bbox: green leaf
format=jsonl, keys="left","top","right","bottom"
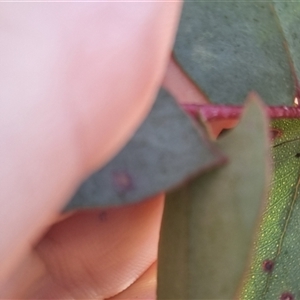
{"left": 273, "top": 2, "right": 300, "bottom": 93}
{"left": 240, "top": 118, "right": 300, "bottom": 300}
{"left": 65, "top": 89, "right": 225, "bottom": 210}
{"left": 157, "top": 97, "right": 270, "bottom": 299}
{"left": 174, "top": 2, "right": 300, "bottom": 105}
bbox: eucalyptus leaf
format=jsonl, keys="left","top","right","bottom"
{"left": 157, "top": 97, "right": 270, "bottom": 299}
{"left": 240, "top": 118, "right": 300, "bottom": 300}
{"left": 65, "top": 89, "right": 225, "bottom": 210}
{"left": 174, "top": 1, "right": 300, "bottom": 105}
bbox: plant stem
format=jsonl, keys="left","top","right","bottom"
{"left": 182, "top": 104, "right": 300, "bottom": 121}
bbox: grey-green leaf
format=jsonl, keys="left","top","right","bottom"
{"left": 174, "top": 1, "right": 300, "bottom": 105}
{"left": 273, "top": 2, "right": 300, "bottom": 88}
{"left": 65, "top": 89, "right": 225, "bottom": 210}
{"left": 157, "top": 97, "right": 271, "bottom": 299}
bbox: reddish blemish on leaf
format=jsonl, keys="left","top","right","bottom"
{"left": 280, "top": 292, "right": 294, "bottom": 300}
{"left": 112, "top": 171, "right": 134, "bottom": 193}
{"left": 270, "top": 128, "right": 283, "bottom": 140}
{"left": 262, "top": 259, "right": 275, "bottom": 272}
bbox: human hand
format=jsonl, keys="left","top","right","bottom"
{"left": 0, "top": 2, "right": 181, "bottom": 298}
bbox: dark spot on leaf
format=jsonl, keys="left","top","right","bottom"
{"left": 295, "top": 153, "right": 300, "bottom": 158}
{"left": 262, "top": 259, "right": 274, "bottom": 272}
{"left": 270, "top": 128, "right": 282, "bottom": 140}
{"left": 99, "top": 211, "right": 107, "bottom": 221}
{"left": 280, "top": 292, "right": 294, "bottom": 300}
{"left": 112, "top": 171, "right": 134, "bottom": 194}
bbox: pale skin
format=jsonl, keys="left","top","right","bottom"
{"left": 0, "top": 2, "right": 182, "bottom": 298}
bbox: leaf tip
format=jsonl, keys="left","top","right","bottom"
{"left": 244, "top": 92, "right": 267, "bottom": 115}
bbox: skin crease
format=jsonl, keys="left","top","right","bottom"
{"left": 0, "top": 2, "right": 182, "bottom": 299}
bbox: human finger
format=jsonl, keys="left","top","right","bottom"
{"left": 0, "top": 1, "right": 181, "bottom": 283}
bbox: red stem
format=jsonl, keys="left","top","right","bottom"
{"left": 182, "top": 104, "right": 300, "bottom": 121}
